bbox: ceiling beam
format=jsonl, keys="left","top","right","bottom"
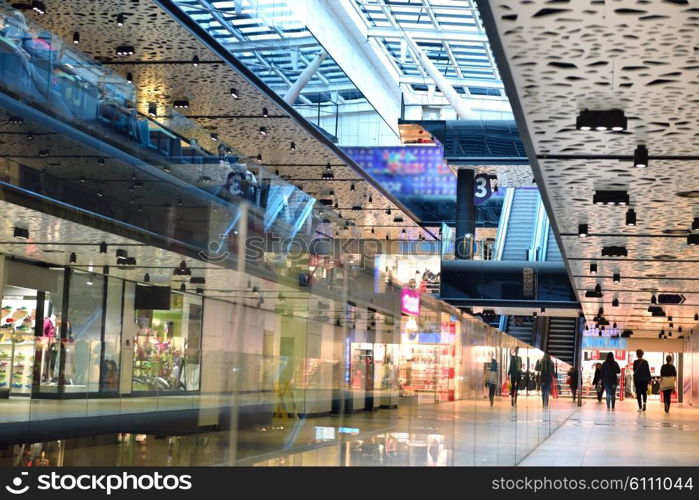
{"left": 367, "top": 26, "right": 489, "bottom": 44}
{"left": 399, "top": 75, "right": 504, "bottom": 88}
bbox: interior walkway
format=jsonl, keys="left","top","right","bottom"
{"left": 521, "top": 398, "right": 699, "bottom": 466}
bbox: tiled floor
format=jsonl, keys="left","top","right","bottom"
{"left": 520, "top": 398, "right": 699, "bottom": 466}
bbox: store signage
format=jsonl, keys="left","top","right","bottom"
{"left": 582, "top": 336, "right": 628, "bottom": 349}
{"left": 401, "top": 288, "right": 421, "bottom": 316}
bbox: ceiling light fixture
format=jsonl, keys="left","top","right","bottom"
{"left": 126, "top": 72, "right": 133, "bottom": 84}
{"left": 210, "top": 133, "right": 218, "bottom": 142}
{"left": 578, "top": 224, "right": 588, "bottom": 237}
{"left": 115, "top": 45, "right": 135, "bottom": 56}
{"left": 575, "top": 109, "right": 627, "bottom": 131}
{"left": 350, "top": 183, "right": 355, "bottom": 191}
{"left": 612, "top": 299, "right": 619, "bottom": 307}
{"left": 86, "top": 274, "right": 94, "bottom": 286}
{"left": 290, "top": 141, "right": 295, "bottom": 152}
{"left": 651, "top": 294, "right": 657, "bottom": 304}
{"left": 229, "top": 88, "right": 239, "bottom": 99}
{"left": 256, "top": 154, "right": 262, "bottom": 163}
{"left": 173, "top": 99, "right": 189, "bottom": 109}
{"left": 688, "top": 234, "right": 699, "bottom": 246}
{"left": 69, "top": 252, "right": 76, "bottom": 264}
{"left": 613, "top": 273, "right": 620, "bottom": 283}
{"left": 590, "top": 263, "right": 597, "bottom": 274}
{"left": 147, "top": 102, "right": 157, "bottom": 117}
{"left": 593, "top": 190, "right": 629, "bottom": 206}
{"left": 602, "top": 246, "right": 628, "bottom": 257}
{"left": 31, "top": 1, "right": 45, "bottom": 15}
{"left": 144, "top": 273, "right": 150, "bottom": 283}
{"left": 73, "top": 32, "right": 80, "bottom": 45}
{"left": 262, "top": 107, "right": 269, "bottom": 118}
{"left": 259, "top": 126, "right": 267, "bottom": 136}
{"left": 192, "top": 55, "right": 199, "bottom": 67}
{"left": 633, "top": 145, "right": 648, "bottom": 168}
{"left": 13, "top": 226, "right": 29, "bottom": 239}
{"left": 116, "top": 13, "right": 125, "bottom": 26}
{"left": 625, "top": 208, "right": 636, "bottom": 226}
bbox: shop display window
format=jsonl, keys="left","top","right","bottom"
{"left": 1, "top": 282, "right": 61, "bottom": 396}
{"left": 133, "top": 292, "right": 202, "bottom": 393}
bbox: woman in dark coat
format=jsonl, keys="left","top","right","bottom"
{"left": 601, "top": 352, "right": 621, "bottom": 410}
{"left": 591, "top": 362, "right": 603, "bottom": 402}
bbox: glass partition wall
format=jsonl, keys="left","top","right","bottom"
{"left": 0, "top": 1, "right": 578, "bottom": 467}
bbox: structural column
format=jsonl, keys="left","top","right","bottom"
{"left": 455, "top": 169, "right": 476, "bottom": 259}
{"left": 283, "top": 50, "right": 327, "bottom": 105}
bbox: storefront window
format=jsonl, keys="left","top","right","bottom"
{"left": 65, "top": 271, "right": 104, "bottom": 393}
{"left": 133, "top": 291, "right": 202, "bottom": 393}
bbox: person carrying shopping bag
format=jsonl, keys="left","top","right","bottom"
{"left": 633, "top": 349, "right": 652, "bottom": 412}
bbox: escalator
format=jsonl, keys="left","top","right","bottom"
{"left": 544, "top": 225, "right": 563, "bottom": 262}
{"left": 496, "top": 188, "right": 540, "bottom": 261}
{"left": 546, "top": 317, "right": 577, "bottom": 364}
{"left": 505, "top": 316, "right": 535, "bottom": 344}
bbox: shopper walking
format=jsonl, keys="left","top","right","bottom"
{"left": 592, "top": 362, "right": 603, "bottom": 402}
{"left": 660, "top": 355, "right": 677, "bottom": 414}
{"left": 487, "top": 355, "right": 498, "bottom": 407}
{"left": 601, "top": 352, "right": 621, "bottom": 411}
{"left": 508, "top": 347, "right": 523, "bottom": 407}
{"left": 567, "top": 366, "right": 579, "bottom": 403}
{"left": 632, "top": 349, "right": 652, "bottom": 412}
{"left": 540, "top": 353, "right": 555, "bottom": 408}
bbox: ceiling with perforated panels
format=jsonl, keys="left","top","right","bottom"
{"left": 17, "top": 0, "right": 429, "bottom": 241}
{"left": 477, "top": 0, "right": 699, "bottom": 337}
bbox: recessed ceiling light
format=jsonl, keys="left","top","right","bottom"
{"left": 625, "top": 208, "right": 636, "bottom": 226}
{"left": 613, "top": 273, "right": 620, "bottom": 283}
{"left": 578, "top": 224, "right": 588, "bottom": 237}
{"left": 590, "top": 263, "right": 597, "bottom": 274}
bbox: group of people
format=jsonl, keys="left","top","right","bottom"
{"left": 486, "top": 347, "right": 560, "bottom": 408}
{"left": 486, "top": 348, "right": 678, "bottom": 414}
{"left": 591, "top": 350, "right": 677, "bottom": 413}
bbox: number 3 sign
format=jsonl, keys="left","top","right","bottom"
{"left": 473, "top": 173, "right": 492, "bottom": 205}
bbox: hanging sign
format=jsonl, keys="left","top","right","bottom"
{"left": 473, "top": 173, "right": 492, "bottom": 206}
{"left": 401, "top": 288, "right": 421, "bottom": 317}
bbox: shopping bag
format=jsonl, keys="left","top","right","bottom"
{"left": 551, "top": 375, "right": 559, "bottom": 399}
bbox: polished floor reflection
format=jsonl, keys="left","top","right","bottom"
{"left": 521, "top": 399, "right": 699, "bottom": 466}
{"left": 2, "top": 394, "right": 582, "bottom": 466}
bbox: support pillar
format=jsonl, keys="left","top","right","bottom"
{"left": 283, "top": 50, "right": 327, "bottom": 105}
{"left": 455, "top": 169, "right": 476, "bottom": 259}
